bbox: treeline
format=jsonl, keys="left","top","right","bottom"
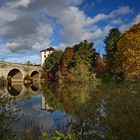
{"left": 43, "top": 41, "right": 101, "bottom": 83}
{"left": 43, "top": 23, "right": 140, "bottom": 83}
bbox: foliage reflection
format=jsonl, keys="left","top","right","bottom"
{"left": 43, "top": 81, "right": 140, "bottom": 139}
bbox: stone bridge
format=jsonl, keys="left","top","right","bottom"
{"left": 0, "top": 61, "right": 43, "bottom": 83}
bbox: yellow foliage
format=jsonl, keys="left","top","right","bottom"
{"left": 114, "top": 23, "right": 140, "bottom": 80}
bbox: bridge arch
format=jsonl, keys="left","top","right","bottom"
{"left": 7, "top": 68, "right": 23, "bottom": 82}
{"left": 30, "top": 70, "right": 40, "bottom": 82}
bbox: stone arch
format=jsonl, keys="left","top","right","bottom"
{"left": 7, "top": 68, "right": 23, "bottom": 82}
{"left": 30, "top": 70, "right": 40, "bottom": 81}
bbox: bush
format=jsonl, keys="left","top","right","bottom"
{"left": 66, "top": 63, "right": 100, "bottom": 84}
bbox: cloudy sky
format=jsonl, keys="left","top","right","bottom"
{"left": 0, "top": 0, "right": 140, "bottom": 64}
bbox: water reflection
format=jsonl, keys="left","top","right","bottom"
{"left": 42, "top": 82, "right": 140, "bottom": 139}
{"left": 1, "top": 83, "right": 41, "bottom": 98}
{"left": 4, "top": 83, "right": 73, "bottom": 131}
{"left": 1, "top": 81, "right": 139, "bottom": 139}
{"left": 43, "top": 83, "right": 98, "bottom": 116}
{"left": 41, "top": 95, "right": 53, "bottom": 111}
{"left": 31, "top": 83, "right": 39, "bottom": 92}
{"left": 7, "top": 84, "right": 22, "bottom": 96}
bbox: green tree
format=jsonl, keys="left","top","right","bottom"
{"left": 47, "top": 40, "right": 99, "bottom": 83}
{"left": 73, "top": 40, "right": 94, "bottom": 66}
{"left": 104, "top": 28, "right": 121, "bottom": 74}
{"left": 43, "top": 50, "right": 63, "bottom": 72}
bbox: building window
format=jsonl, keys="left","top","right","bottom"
{"left": 44, "top": 55, "right": 46, "bottom": 58}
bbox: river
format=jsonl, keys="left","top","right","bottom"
{"left": 0, "top": 80, "right": 139, "bottom": 139}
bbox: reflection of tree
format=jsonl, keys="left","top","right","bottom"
{"left": 43, "top": 83, "right": 104, "bottom": 139}
{"left": 0, "top": 95, "right": 19, "bottom": 139}
{"left": 43, "top": 81, "right": 140, "bottom": 139}
{"left": 43, "top": 89, "right": 63, "bottom": 111}
{"left": 104, "top": 82, "right": 140, "bottom": 139}
{"left": 43, "top": 83, "right": 98, "bottom": 116}
{"left": 59, "top": 84, "right": 94, "bottom": 116}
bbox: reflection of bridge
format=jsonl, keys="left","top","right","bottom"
{"left": 0, "top": 61, "right": 42, "bottom": 82}
{"left": 0, "top": 83, "right": 53, "bottom": 111}
{"left": 0, "top": 83, "right": 42, "bottom": 99}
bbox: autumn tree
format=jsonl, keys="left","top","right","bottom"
{"left": 59, "top": 47, "right": 74, "bottom": 76}
{"left": 114, "top": 23, "right": 140, "bottom": 80}
{"left": 47, "top": 48, "right": 74, "bottom": 82}
{"left": 43, "top": 50, "right": 63, "bottom": 72}
{"left": 66, "top": 40, "right": 97, "bottom": 82}
{"left": 47, "top": 40, "right": 99, "bottom": 83}
{"left": 104, "top": 28, "right": 121, "bottom": 74}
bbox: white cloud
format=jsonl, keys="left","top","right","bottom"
{"left": 120, "top": 14, "right": 140, "bottom": 32}
{"left": 58, "top": 6, "right": 87, "bottom": 42}
{"left": 0, "top": 7, "right": 18, "bottom": 23}
{"left": 54, "top": 43, "right": 69, "bottom": 51}
{"left": 5, "top": 55, "right": 40, "bottom": 64}
{"left": 88, "top": 25, "right": 114, "bottom": 40}
{"left": 7, "top": 0, "right": 32, "bottom": 8}
{"left": 87, "top": 13, "right": 107, "bottom": 24}
{"left": 32, "top": 40, "right": 51, "bottom": 51}
{"left": 86, "top": 28, "right": 103, "bottom": 39}
{"left": 31, "top": 23, "right": 53, "bottom": 51}
{"left": 0, "top": 43, "right": 10, "bottom": 55}
{"left": 120, "top": 23, "right": 131, "bottom": 32}
{"left": 133, "top": 14, "right": 140, "bottom": 24}
{"left": 88, "top": 6, "right": 132, "bottom": 24}
{"left": 0, "top": 0, "right": 134, "bottom": 55}
{"left": 111, "top": 19, "right": 122, "bottom": 25}
{"left": 104, "top": 25, "right": 114, "bottom": 33}
{"left": 109, "top": 6, "right": 132, "bottom": 17}
{"left": 15, "top": 0, "right": 31, "bottom": 7}
{"left": 56, "top": 6, "right": 120, "bottom": 42}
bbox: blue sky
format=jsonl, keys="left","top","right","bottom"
{"left": 0, "top": 0, "right": 140, "bottom": 64}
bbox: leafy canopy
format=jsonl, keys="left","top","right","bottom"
{"left": 104, "top": 28, "right": 121, "bottom": 73}
{"left": 114, "top": 23, "right": 140, "bottom": 80}
{"left": 43, "top": 50, "right": 63, "bottom": 72}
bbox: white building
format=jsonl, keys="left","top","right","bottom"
{"left": 40, "top": 47, "right": 55, "bottom": 66}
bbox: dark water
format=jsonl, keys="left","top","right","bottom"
{"left": 0, "top": 81, "right": 140, "bottom": 139}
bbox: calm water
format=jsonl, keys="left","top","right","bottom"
{"left": 1, "top": 83, "right": 73, "bottom": 132}
{"left": 0, "top": 81, "right": 140, "bottom": 139}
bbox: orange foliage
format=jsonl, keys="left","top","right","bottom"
{"left": 59, "top": 47, "right": 74, "bottom": 76}
{"left": 114, "top": 23, "right": 140, "bottom": 80}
